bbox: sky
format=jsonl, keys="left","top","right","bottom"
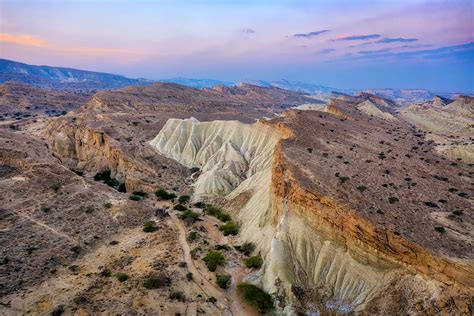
{"left": 0, "top": 0, "right": 473, "bottom": 92}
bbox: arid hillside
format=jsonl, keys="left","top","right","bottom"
{"left": 0, "top": 82, "right": 472, "bottom": 315}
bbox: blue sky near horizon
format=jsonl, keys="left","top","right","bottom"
{"left": 0, "top": 0, "right": 473, "bottom": 92}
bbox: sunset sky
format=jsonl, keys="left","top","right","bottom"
{"left": 1, "top": 0, "right": 473, "bottom": 92}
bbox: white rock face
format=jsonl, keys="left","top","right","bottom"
{"left": 150, "top": 118, "right": 280, "bottom": 199}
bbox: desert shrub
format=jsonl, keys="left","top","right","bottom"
{"left": 187, "top": 231, "right": 197, "bottom": 241}
{"left": 94, "top": 170, "right": 111, "bottom": 181}
{"left": 143, "top": 273, "right": 171, "bottom": 289}
{"left": 103, "top": 202, "right": 112, "bottom": 209}
{"left": 178, "top": 195, "right": 190, "bottom": 204}
{"left": 169, "top": 291, "right": 185, "bottom": 301}
{"left": 129, "top": 194, "right": 141, "bottom": 201}
{"left": 174, "top": 204, "right": 188, "bottom": 212}
{"left": 215, "top": 244, "right": 230, "bottom": 251}
{"left": 132, "top": 191, "right": 148, "bottom": 197}
{"left": 203, "top": 251, "right": 225, "bottom": 271}
{"left": 424, "top": 201, "right": 438, "bottom": 208}
{"left": 194, "top": 201, "right": 206, "bottom": 209}
{"left": 452, "top": 210, "right": 463, "bottom": 216}
{"left": 219, "top": 221, "right": 239, "bottom": 236}
{"left": 339, "top": 176, "right": 350, "bottom": 184}
{"left": 356, "top": 185, "right": 367, "bottom": 193}
{"left": 458, "top": 192, "right": 468, "bottom": 198}
{"left": 68, "top": 265, "right": 79, "bottom": 273}
{"left": 2, "top": 257, "right": 10, "bottom": 265}
{"left": 100, "top": 268, "right": 111, "bottom": 277}
{"left": 116, "top": 273, "right": 129, "bottom": 282}
{"left": 237, "top": 283, "right": 274, "bottom": 313}
{"left": 378, "top": 152, "right": 386, "bottom": 160}
{"left": 448, "top": 188, "right": 458, "bottom": 193}
{"left": 307, "top": 148, "right": 313, "bottom": 153}
{"left": 190, "top": 247, "right": 201, "bottom": 260}
{"left": 244, "top": 256, "right": 263, "bottom": 269}
{"left": 180, "top": 210, "right": 200, "bottom": 221}
{"left": 73, "top": 170, "right": 84, "bottom": 176}
{"left": 143, "top": 221, "right": 158, "bottom": 233}
{"left": 190, "top": 167, "right": 200, "bottom": 173}
{"left": 186, "top": 272, "right": 193, "bottom": 281}
{"left": 205, "top": 206, "right": 233, "bottom": 222}
{"left": 435, "top": 226, "right": 446, "bottom": 233}
{"left": 118, "top": 182, "right": 126, "bottom": 192}
{"left": 85, "top": 206, "right": 94, "bottom": 214}
{"left": 155, "top": 188, "right": 176, "bottom": 200}
{"left": 51, "top": 305, "right": 65, "bottom": 316}
{"left": 105, "top": 178, "right": 119, "bottom": 187}
{"left": 216, "top": 274, "right": 231, "bottom": 289}
{"left": 41, "top": 206, "right": 51, "bottom": 213}
{"left": 208, "top": 296, "right": 217, "bottom": 304}
{"left": 388, "top": 196, "right": 399, "bottom": 204}
{"left": 70, "top": 246, "right": 82, "bottom": 255}
{"left": 237, "top": 242, "right": 256, "bottom": 256}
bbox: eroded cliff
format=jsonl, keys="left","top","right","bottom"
{"left": 150, "top": 114, "right": 473, "bottom": 314}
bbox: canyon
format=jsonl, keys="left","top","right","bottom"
{"left": 0, "top": 81, "right": 472, "bottom": 315}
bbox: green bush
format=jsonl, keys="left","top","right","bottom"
{"left": 143, "top": 221, "right": 158, "bottom": 233}
{"left": 194, "top": 202, "right": 206, "bottom": 209}
{"left": 219, "top": 221, "right": 239, "bottom": 236}
{"left": 190, "top": 167, "right": 200, "bottom": 173}
{"left": 178, "top": 195, "right": 190, "bottom": 204}
{"left": 169, "top": 291, "right": 185, "bottom": 301}
{"left": 116, "top": 273, "right": 129, "bottom": 282}
{"left": 216, "top": 274, "right": 231, "bottom": 289}
{"left": 217, "top": 212, "right": 231, "bottom": 222}
{"left": 180, "top": 210, "right": 200, "bottom": 221}
{"left": 435, "top": 226, "right": 446, "bottom": 233}
{"left": 132, "top": 191, "right": 148, "bottom": 197}
{"left": 155, "top": 188, "right": 176, "bottom": 200}
{"left": 100, "top": 268, "right": 111, "bottom": 277}
{"left": 356, "top": 185, "right": 367, "bottom": 193}
{"left": 94, "top": 170, "right": 111, "bottom": 181}
{"left": 103, "top": 202, "right": 112, "bottom": 209}
{"left": 187, "top": 231, "right": 197, "bottom": 241}
{"left": 85, "top": 206, "right": 94, "bottom": 214}
{"left": 388, "top": 196, "right": 399, "bottom": 204}
{"left": 237, "top": 242, "right": 256, "bottom": 256}
{"left": 143, "top": 274, "right": 171, "bottom": 289}
{"left": 237, "top": 283, "right": 274, "bottom": 313}
{"left": 203, "top": 251, "right": 225, "bottom": 271}
{"left": 174, "top": 204, "right": 188, "bottom": 212}
{"left": 186, "top": 272, "right": 193, "bottom": 281}
{"left": 129, "top": 194, "right": 141, "bottom": 201}
{"left": 244, "top": 256, "right": 263, "bottom": 269}
{"left": 118, "top": 182, "right": 126, "bottom": 193}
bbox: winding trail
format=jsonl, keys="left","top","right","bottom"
{"left": 168, "top": 212, "right": 232, "bottom": 315}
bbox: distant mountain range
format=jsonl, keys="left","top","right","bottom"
{"left": 0, "top": 58, "right": 151, "bottom": 91}
{"left": 0, "top": 58, "right": 469, "bottom": 102}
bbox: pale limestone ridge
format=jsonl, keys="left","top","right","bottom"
{"left": 356, "top": 100, "right": 397, "bottom": 121}
{"left": 149, "top": 118, "right": 280, "bottom": 199}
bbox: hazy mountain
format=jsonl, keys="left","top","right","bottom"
{"left": 158, "top": 77, "right": 234, "bottom": 88}
{"left": 0, "top": 58, "right": 152, "bottom": 91}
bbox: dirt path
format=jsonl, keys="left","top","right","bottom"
{"left": 169, "top": 212, "right": 232, "bottom": 314}
{"left": 13, "top": 211, "right": 79, "bottom": 244}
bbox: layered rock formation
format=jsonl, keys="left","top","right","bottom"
{"left": 150, "top": 104, "right": 473, "bottom": 314}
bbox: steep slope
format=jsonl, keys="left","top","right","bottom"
{"left": 150, "top": 103, "right": 473, "bottom": 314}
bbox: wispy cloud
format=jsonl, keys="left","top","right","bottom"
{"left": 331, "top": 42, "right": 474, "bottom": 62}
{"left": 376, "top": 37, "right": 418, "bottom": 44}
{"left": 0, "top": 33, "right": 46, "bottom": 47}
{"left": 334, "top": 34, "right": 381, "bottom": 41}
{"left": 241, "top": 28, "right": 255, "bottom": 34}
{"left": 318, "top": 48, "right": 336, "bottom": 54}
{"left": 294, "top": 30, "right": 330, "bottom": 38}
{"left": 358, "top": 48, "right": 392, "bottom": 55}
